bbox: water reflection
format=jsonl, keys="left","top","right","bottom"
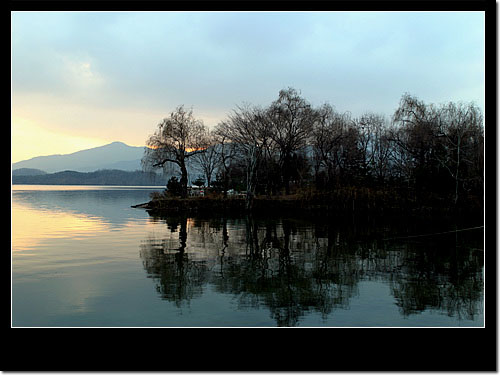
{"left": 12, "top": 198, "right": 110, "bottom": 252}
{"left": 12, "top": 186, "right": 161, "bottom": 227}
{"left": 12, "top": 186, "right": 161, "bottom": 252}
{"left": 141, "top": 215, "right": 209, "bottom": 307}
{"left": 389, "top": 242, "right": 484, "bottom": 320}
{"left": 140, "top": 214, "right": 484, "bottom": 326}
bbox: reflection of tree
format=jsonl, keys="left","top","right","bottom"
{"left": 140, "top": 215, "right": 209, "bottom": 307}
{"left": 230, "top": 217, "right": 320, "bottom": 326}
{"left": 312, "top": 219, "right": 484, "bottom": 322}
{"left": 140, "top": 213, "right": 484, "bottom": 326}
{"left": 388, "top": 235, "right": 484, "bottom": 320}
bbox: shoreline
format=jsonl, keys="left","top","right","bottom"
{"left": 134, "top": 193, "right": 484, "bottom": 220}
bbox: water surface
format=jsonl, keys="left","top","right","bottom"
{"left": 12, "top": 185, "right": 484, "bottom": 327}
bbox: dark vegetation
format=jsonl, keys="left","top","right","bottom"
{"left": 140, "top": 88, "right": 484, "bottom": 216}
{"left": 12, "top": 169, "right": 162, "bottom": 186}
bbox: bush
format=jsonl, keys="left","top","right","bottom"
{"left": 150, "top": 191, "right": 166, "bottom": 200}
{"left": 166, "top": 176, "right": 183, "bottom": 197}
{"left": 193, "top": 176, "right": 205, "bottom": 187}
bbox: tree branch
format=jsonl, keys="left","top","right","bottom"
{"left": 153, "top": 158, "right": 179, "bottom": 168}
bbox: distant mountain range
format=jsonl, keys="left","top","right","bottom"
{"left": 12, "top": 169, "right": 164, "bottom": 186}
{"left": 12, "top": 141, "right": 205, "bottom": 186}
{"left": 12, "top": 141, "right": 145, "bottom": 173}
{"left": 12, "top": 168, "right": 47, "bottom": 176}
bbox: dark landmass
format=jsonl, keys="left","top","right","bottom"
{"left": 137, "top": 188, "right": 483, "bottom": 221}
{"left": 12, "top": 169, "right": 163, "bottom": 186}
{"left": 12, "top": 168, "right": 47, "bottom": 176}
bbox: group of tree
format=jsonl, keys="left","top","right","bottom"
{"left": 142, "top": 88, "right": 484, "bottom": 210}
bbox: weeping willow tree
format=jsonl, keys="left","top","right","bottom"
{"left": 142, "top": 105, "right": 208, "bottom": 198}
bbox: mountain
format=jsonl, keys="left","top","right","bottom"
{"left": 12, "top": 168, "right": 47, "bottom": 176}
{"left": 12, "top": 141, "right": 214, "bottom": 185}
{"left": 12, "top": 169, "right": 163, "bottom": 186}
{"left": 12, "top": 142, "right": 145, "bottom": 173}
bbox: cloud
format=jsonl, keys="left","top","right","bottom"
{"left": 12, "top": 11, "right": 485, "bottom": 160}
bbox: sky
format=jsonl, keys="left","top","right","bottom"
{"left": 11, "top": 11, "right": 485, "bottom": 163}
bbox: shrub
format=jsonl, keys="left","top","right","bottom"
{"left": 150, "top": 191, "right": 166, "bottom": 200}
{"left": 166, "top": 176, "right": 183, "bottom": 197}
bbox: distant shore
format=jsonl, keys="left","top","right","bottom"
{"left": 12, "top": 169, "right": 163, "bottom": 186}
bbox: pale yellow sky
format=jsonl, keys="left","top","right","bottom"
{"left": 11, "top": 115, "right": 108, "bottom": 163}
{"left": 11, "top": 91, "right": 223, "bottom": 163}
{"left": 11, "top": 86, "right": 162, "bottom": 162}
{"left": 11, "top": 91, "right": 168, "bottom": 162}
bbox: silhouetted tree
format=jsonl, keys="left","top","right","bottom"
{"left": 391, "top": 94, "right": 484, "bottom": 205}
{"left": 142, "top": 90, "right": 483, "bottom": 213}
{"left": 213, "top": 123, "right": 239, "bottom": 197}
{"left": 356, "top": 113, "right": 392, "bottom": 184}
{"left": 193, "top": 128, "right": 218, "bottom": 188}
{"left": 434, "top": 101, "right": 484, "bottom": 204}
{"left": 391, "top": 94, "right": 441, "bottom": 197}
{"left": 312, "top": 103, "right": 355, "bottom": 188}
{"left": 218, "top": 104, "right": 272, "bottom": 209}
{"left": 142, "top": 105, "right": 207, "bottom": 198}
{"left": 267, "top": 88, "right": 317, "bottom": 194}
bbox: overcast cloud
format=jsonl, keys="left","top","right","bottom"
{"left": 11, "top": 11, "right": 484, "bottom": 161}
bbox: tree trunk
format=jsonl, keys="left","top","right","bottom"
{"left": 179, "top": 162, "right": 188, "bottom": 198}
{"left": 282, "top": 154, "right": 291, "bottom": 195}
{"left": 223, "top": 172, "right": 228, "bottom": 199}
{"left": 245, "top": 190, "right": 254, "bottom": 211}
{"left": 245, "top": 148, "right": 258, "bottom": 210}
{"left": 246, "top": 167, "right": 255, "bottom": 210}
{"left": 454, "top": 137, "right": 461, "bottom": 205}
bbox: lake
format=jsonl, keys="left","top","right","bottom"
{"left": 12, "top": 185, "right": 484, "bottom": 327}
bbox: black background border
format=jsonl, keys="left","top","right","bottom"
{"left": 6, "top": 0, "right": 496, "bottom": 371}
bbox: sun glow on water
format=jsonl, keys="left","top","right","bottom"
{"left": 12, "top": 199, "right": 110, "bottom": 253}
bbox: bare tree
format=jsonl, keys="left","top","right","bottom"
{"left": 356, "top": 113, "right": 392, "bottom": 184}
{"left": 219, "top": 104, "right": 272, "bottom": 209}
{"left": 267, "top": 88, "right": 317, "bottom": 194}
{"left": 192, "top": 128, "right": 218, "bottom": 188}
{"left": 434, "top": 102, "right": 484, "bottom": 204}
{"left": 213, "top": 123, "right": 238, "bottom": 198}
{"left": 391, "top": 93, "right": 441, "bottom": 194}
{"left": 391, "top": 94, "right": 484, "bottom": 204}
{"left": 142, "top": 105, "right": 207, "bottom": 198}
{"left": 312, "top": 103, "right": 354, "bottom": 188}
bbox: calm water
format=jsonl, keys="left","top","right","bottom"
{"left": 12, "top": 185, "right": 484, "bottom": 327}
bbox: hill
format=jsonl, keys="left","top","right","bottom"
{"left": 12, "top": 141, "right": 211, "bottom": 184}
{"left": 12, "top": 142, "right": 145, "bottom": 173}
{"left": 12, "top": 168, "right": 47, "bottom": 176}
{"left": 12, "top": 169, "right": 165, "bottom": 186}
